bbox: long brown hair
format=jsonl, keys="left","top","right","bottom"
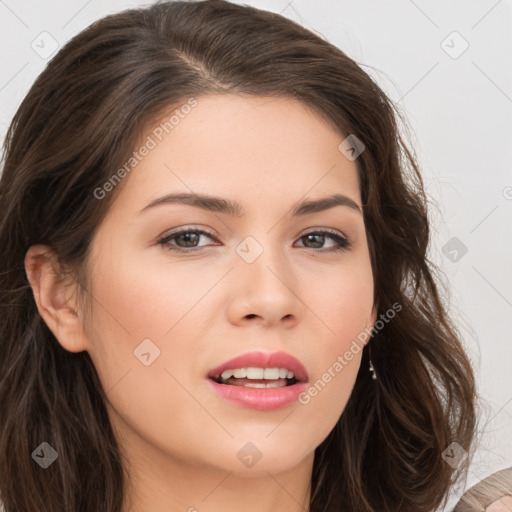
{"left": 0, "top": 1, "right": 478, "bottom": 510}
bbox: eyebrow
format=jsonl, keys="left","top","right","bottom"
{"left": 138, "top": 192, "right": 362, "bottom": 217}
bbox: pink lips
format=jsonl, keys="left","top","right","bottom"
{"left": 207, "top": 350, "right": 309, "bottom": 411}
{"left": 208, "top": 350, "right": 308, "bottom": 382}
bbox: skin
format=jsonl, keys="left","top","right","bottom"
{"left": 486, "top": 495, "right": 512, "bottom": 511}
{"left": 25, "top": 94, "right": 376, "bottom": 512}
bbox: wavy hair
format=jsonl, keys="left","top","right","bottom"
{"left": 0, "top": 1, "right": 478, "bottom": 510}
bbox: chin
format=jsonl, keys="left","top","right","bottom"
{"left": 208, "top": 437, "right": 314, "bottom": 476}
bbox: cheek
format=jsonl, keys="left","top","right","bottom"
{"left": 83, "top": 250, "right": 214, "bottom": 460}
{"left": 296, "top": 255, "right": 373, "bottom": 417}
{"left": 81, "top": 245, "right": 183, "bottom": 394}
{"left": 301, "top": 253, "right": 374, "bottom": 344}
{"left": 88, "top": 245, "right": 199, "bottom": 342}
{"left": 293, "top": 334, "right": 364, "bottom": 458}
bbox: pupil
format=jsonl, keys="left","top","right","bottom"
{"left": 178, "top": 233, "right": 199, "bottom": 247}
{"left": 305, "top": 234, "right": 323, "bottom": 248}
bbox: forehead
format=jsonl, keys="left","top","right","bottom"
{"left": 112, "top": 94, "right": 361, "bottom": 213}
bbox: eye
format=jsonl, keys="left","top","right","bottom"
{"left": 294, "top": 229, "right": 351, "bottom": 252}
{"left": 157, "top": 228, "right": 217, "bottom": 253}
{"left": 157, "top": 227, "right": 351, "bottom": 253}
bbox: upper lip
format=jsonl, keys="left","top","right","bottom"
{"left": 208, "top": 350, "right": 309, "bottom": 382}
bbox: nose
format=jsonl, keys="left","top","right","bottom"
{"left": 225, "top": 243, "right": 302, "bottom": 328}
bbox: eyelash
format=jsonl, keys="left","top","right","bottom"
{"left": 157, "top": 227, "right": 351, "bottom": 254}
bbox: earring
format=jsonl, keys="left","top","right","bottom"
{"left": 369, "top": 359, "right": 377, "bottom": 380}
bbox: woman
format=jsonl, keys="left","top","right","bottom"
{"left": 0, "top": 1, "right": 478, "bottom": 510}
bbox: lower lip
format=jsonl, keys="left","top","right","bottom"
{"left": 207, "top": 379, "right": 308, "bottom": 411}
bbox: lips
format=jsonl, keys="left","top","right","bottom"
{"left": 207, "top": 350, "right": 309, "bottom": 383}
{"left": 206, "top": 350, "right": 309, "bottom": 411}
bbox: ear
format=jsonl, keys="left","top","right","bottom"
{"left": 370, "top": 304, "right": 378, "bottom": 328}
{"left": 363, "top": 304, "right": 378, "bottom": 346}
{"left": 24, "top": 244, "right": 88, "bottom": 353}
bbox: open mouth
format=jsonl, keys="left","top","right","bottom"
{"left": 206, "top": 352, "right": 309, "bottom": 410}
{"left": 210, "top": 367, "right": 300, "bottom": 388}
{"left": 210, "top": 377, "right": 299, "bottom": 389}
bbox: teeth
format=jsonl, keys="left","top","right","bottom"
{"left": 242, "top": 381, "right": 287, "bottom": 388}
{"left": 221, "top": 369, "right": 234, "bottom": 379}
{"left": 263, "top": 368, "right": 280, "bottom": 379}
{"left": 265, "top": 381, "right": 286, "bottom": 388}
{"left": 219, "top": 367, "right": 296, "bottom": 381}
{"left": 243, "top": 382, "right": 266, "bottom": 388}
{"left": 246, "top": 367, "right": 264, "bottom": 379}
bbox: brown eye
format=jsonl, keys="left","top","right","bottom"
{"left": 158, "top": 229, "right": 216, "bottom": 253}
{"left": 295, "top": 230, "right": 351, "bottom": 252}
{"left": 157, "top": 227, "right": 351, "bottom": 254}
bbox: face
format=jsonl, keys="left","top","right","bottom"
{"left": 37, "top": 94, "right": 376, "bottom": 478}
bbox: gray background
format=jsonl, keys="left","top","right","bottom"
{"left": 1, "top": 0, "right": 511, "bottom": 510}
